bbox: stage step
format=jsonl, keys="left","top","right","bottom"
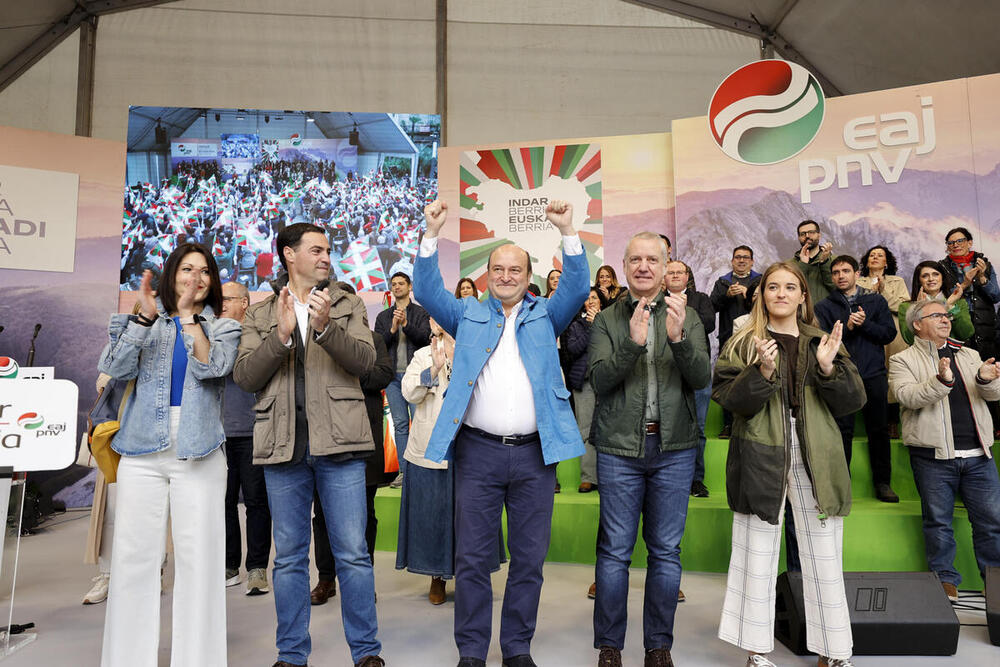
{"left": 373, "top": 402, "right": 999, "bottom": 590}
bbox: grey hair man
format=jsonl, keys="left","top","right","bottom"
{"left": 889, "top": 298, "right": 1000, "bottom": 602}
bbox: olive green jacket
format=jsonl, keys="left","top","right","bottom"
{"left": 588, "top": 294, "right": 711, "bottom": 458}
{"left": 712, "top": 323, "right": 865, "bottom": 524}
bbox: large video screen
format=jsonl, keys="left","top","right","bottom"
{"left": 121, "top": 108, "right": 440, "bottom": 292}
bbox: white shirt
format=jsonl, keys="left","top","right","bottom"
{"left": 419, "top": 233, "right": 583, "bottom": 436}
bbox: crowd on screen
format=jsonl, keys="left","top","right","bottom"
{"left": 88, "top": 204, "right": 1000, "bottom": 667}
{"left": 119, "top": 159, "right": 435, "bottom": 293}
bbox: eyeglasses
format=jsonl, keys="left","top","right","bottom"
{"left": 945, "top": 238, "right": 969, "bottom": 246}
{"left": 664, "top": 271, "right": 687, "bottom": 277}
{"left": 919, "top": 312, "right": 953, "bottom": 321}
{"left": 733, "top": 255, "right": 753, "bottom": 260}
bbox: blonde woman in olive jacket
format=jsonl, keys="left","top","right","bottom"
{"left": 713, "top": 262, "right": 865, "bottom": 667}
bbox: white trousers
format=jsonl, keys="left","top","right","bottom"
{"left": 718, "top": 419, "right": 853, "bottom": 660}
{"left": 101, "top": 409, "right": 228, "bottom": 667}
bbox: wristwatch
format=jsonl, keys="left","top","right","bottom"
{"left": 178, "top": 314, "right": 203, "bottom": 326}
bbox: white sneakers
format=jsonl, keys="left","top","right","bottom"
{"left": 225, "top": 568, "right": 241, "bottom": 587}
{"left": 746, "top": 656, "right": 776, "bottom": 667}
{"left": 82, "top": 573, "right": 110, "bottom": 605}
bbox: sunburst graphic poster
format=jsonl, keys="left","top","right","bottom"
{"left": 458, "top": 144, "right": 604, "bottom": 293}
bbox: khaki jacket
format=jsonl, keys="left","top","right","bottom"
{"left": 888, "top": 337, "right": 1000, "bottom": 460}
{"left": 858, "top": 274, "right": 910, "bottom": 357}
{"left": 233, "top": 283, "right": 376, "bottom": 464}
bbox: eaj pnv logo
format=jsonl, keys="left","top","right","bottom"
{"left": 17, "top": 412, "right": 43, "bottom": 430}
{"left": 709, "top": 60, "right": 825, "bottom": 165}
{"left": 0, "top": 357, "right": 18, "bottom": 379}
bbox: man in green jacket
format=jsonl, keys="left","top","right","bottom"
{"left": 793, "top": 219, "right": 834, "bottom": 302}
{"left": 588, "top": 231, "right": 710, "bottom": 667}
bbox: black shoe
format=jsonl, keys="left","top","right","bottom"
{"left": 690, "top": 480, "right": 709, "bottom": 498}
{"left": 718, "top": 424, "right": 732, "bottom": 439}
{"left": 457, "top": 659, "right": 486, "bottom": 667}
{"left": 875, "top": 483, "right": 899, "bottom": 503}
{"left": 503, "top": 656, "right": 537, "bottom": 667}
{"left": 272, "top": 662, "right": 306, "bottom": 667}
{"left": 598, "top": 647, "right": 622, "bottom": 667}
{"left": 355, "top": 657, "right": 385, "bottom": 667}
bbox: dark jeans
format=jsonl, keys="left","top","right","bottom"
{"left": 453, "top": 427, "right": 554, "bottom": 661}
{"left": 315, "top": 485, "right": 378, "bottom": 581}
{"left": 593, "top": 436, "right": 696, "bottom": 651}
{"left": 908, "top": 448, "right": 1000, "bottom": 586}
{"left": 693, "top": 386, "right": 711, "bottom": 483}
{"left": 834, "top": 374, "right": 892, "bottom": 486}
{"left": 224, "top": 436, "right": 272, "bottom": 570}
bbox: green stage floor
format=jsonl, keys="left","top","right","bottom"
{"left": 373, "top": 401, "right": 999, "bottom": 590}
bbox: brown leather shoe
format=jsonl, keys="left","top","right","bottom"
{"left": 355, "top": 656, "right": 385, "bottom": 667}
{"left": 579, "top": 482, "right": 595, "bottom": 493}
{"left": 429, "top": 576, "right": 446, "bottom": 605}
{"left": 310, "top": 579, "right": 336, "bottom": 606}
{"left": 597, "top": 646, "right": 622, "bottom": 667}
{"left": 644, "top": 648, "right": 673, "bottom": 667}
{"left": 942, "top": 581, "right": 959, "bottom": 602}
{"left": 272, "top": 662, "right": 306, "bottom": 667}
{"left": 677, "top": 589, "right": 685, "bottom": 602}
{"left": 587, "top": 582, "right": 596, "bottom": 599}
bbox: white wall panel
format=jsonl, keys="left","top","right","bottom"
{"left": 91, "top": 2, "right": 437, "bottom": 144}
{"left": 0, "top": 31, "right": 79, "bottom": 136}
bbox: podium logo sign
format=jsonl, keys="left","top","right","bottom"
{"left": 0, "top": 357, "right": 17, "bottom": 379}
{"left": 0, "top": 379, "right": 77, "bottom": 471}
{"left": 709, "top": 60, "right": 825, "bottom": 165}
{"left": 0, "top": 164, "right": 80, "bottom": 273}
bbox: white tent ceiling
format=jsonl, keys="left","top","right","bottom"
{"left": 628, "top": 0, "right": 1000, "bottom": 96}
{"left": 1, "top": 1, "right": 1000, "bottom": 145}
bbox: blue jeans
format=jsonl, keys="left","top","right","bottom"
{"left": 385, "top": 372, "right": 415, "bottom": 473}
{"left": 693, "top": 386, "right": 711, "bottom": 483}
{"left": 909, "top": 448, "right": 1000, "bottom": 586}
{"left": 264, "top": 456, "right": 380, "bottom": 665}
{"left": 594, "top": 436, "right": 696, "bottom": 651}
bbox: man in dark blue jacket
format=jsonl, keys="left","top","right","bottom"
{"left": 815, "top": 255, "right": 899, "bottom": 503}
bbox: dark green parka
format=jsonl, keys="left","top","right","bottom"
{"left": 712, "top": 322, "right": 865, "bottom": 524}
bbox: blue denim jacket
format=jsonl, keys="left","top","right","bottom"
{"left": 413, "top": 243, "right": 590, "bottom": 465}
{"left": 97, "top": 300, "right": 241, "bottom": 459}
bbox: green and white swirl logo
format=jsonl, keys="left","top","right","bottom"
{"left": 709, "top": 60, "right": 825, "bottom": 165}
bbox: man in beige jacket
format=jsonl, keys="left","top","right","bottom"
{"left": 888, "top": 298, "right": 1000, "bottom": 603}
{"left": 234, "top": 222, "right": 385, "bottom": 667}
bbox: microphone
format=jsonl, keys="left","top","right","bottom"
{"left": 0, "top": 325, "right": 5, "bottom": 334}
{"left": 26, "top": 323, "right": 41, "bottom": 366}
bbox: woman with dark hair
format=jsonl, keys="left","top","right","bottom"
{"left": 454, "top": 277, "right": 478, "bottom": 300}
{"left": 545, "top": 269, "right": 562, "bottom": 297}
{"left": 98, "top": 242, "right": 241, "bottom": 667}
{"left": 714, "top": 262, "right": 864, "bottom": 667}
{"left": 857, "top": 245, "right": 909, "bottom": 438}
{"left": 561, "top": 288, "right": 602, "bottom": 493}
{"left": 594, "top": 264, "right": 623, "bottom": 307}
{"left": 898, "top": 260, "right": 974, "bottom": 345}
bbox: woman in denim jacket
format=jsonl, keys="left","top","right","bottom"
{"left": 98, "top": 243, "right": 241, "bottom": 667}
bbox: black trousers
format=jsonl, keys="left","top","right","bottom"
{"left": 834, "top": 373, "right": 892, "bottom": 486}
{"left": 314, "top": 485, "right": 378, "bottom": 581}
{"left": 224, "top": 436, "right": 272, "bottom": 570}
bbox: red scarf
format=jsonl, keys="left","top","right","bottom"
{"left": 950, "top": 250, "right": 975, "bottom": 269}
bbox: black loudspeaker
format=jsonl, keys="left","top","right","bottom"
{"left": 775, "top": 571, "right": 959, "bottom": 656}
{"left": 349, "top": 128, "right": 359, "bottom": 146}
{"left": 155, "top": 124, "right": 167, "bottom": 144}
{"left": 987, "top": 566, "right": 1000, "bottom": 646}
